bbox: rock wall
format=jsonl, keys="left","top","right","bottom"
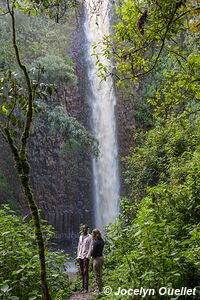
{"left": 0, "top": 142, "right": 28, "bottom": 213}
{"left": 116, "top": 86, "right": 136, "bottom": 198}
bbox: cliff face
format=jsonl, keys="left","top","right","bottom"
{"left": 28, "top": 10, "right": 94, "bottom": 253}
{"left": 0, "top": 142, "right": 28, "bottom": 213}
{"left": 116, "top": 85, "right": 136, "bottom": 199}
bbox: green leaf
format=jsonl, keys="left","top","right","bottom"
{"left": 1, "top": 284, "right": 10, "bottom": 293}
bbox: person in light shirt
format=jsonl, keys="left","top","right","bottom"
{"left": 77, "top": 224, "right": 93, "bottom": 293}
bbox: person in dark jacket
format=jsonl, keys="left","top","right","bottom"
{"left": 90, "top": 229, "right": 105, "bottom": 292}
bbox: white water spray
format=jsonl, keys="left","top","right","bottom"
{"left": 84, "top": 0, "right": 120, "bottom": 229}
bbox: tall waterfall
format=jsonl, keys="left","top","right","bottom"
{"left": 84, "top": 0, "right": 120, "bottom": 229}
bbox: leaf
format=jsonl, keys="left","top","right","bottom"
{"left": 12, "top": 269, "right": 24, "bottom": 275}
{"left": 1, "top": 284, "right": 10, "bottom": 293}
{"left": 51, "top": 274, "right": 59, "bottom": 278}
{"left": 133, "top": 229, "right": 142, "bottom": 237}
{"left": 2, "top": 231, "right": 11, "bottom": 235}
{"left": 0, "top": 105, "right": 9, "bottom": 117}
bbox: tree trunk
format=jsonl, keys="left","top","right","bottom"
{"left": 4, "top": 129, "right": 51, "bottom": 300}
{"left": 20, "top": 170, "right": 51, "bottom": 300}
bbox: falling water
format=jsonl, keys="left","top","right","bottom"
{"left": 84, "top": 0, "right": 120, "bottom": 229}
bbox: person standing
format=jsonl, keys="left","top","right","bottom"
{"left": 77, "top": 224, "right": 92, "bottom": 293}
{"left": 90, "top": 229, "right": 105, "bottom": 292}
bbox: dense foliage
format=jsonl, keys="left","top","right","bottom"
{"left": 96, "top": 0, "right": 200, "bottom": 299}
{"left": 0, "top": 11, "right": 76, "bottom": 84}
{"left": 102, "top": 116, "right": 200, "bottom": 298}
{"left": 34, "top": 102, "right": 99, "bottom": 156}
{"left": 0, "top": 205, "right": 70, "bottom": 300}
{"left": 96, "top": 0, "right": 199, "bottom": 81}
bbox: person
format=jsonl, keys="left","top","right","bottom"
{"left": 90, "top": 229, "right": 105, "bottom": 292}
{"left": 77, "top": 224, "right": 92, "bottom": 293}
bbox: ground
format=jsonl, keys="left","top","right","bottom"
{"left": 68, "top": 271, "right": 96, "bottom": 300}
{"left": 69, "top": 291, "right": 95, "bottom": 300}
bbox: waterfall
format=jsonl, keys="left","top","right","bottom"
{"left": 84, "top": 0, "right": 120, "bottom": 229}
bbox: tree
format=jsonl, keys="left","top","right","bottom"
{"left": 94, "top": 0, "right": 200, "bottom": 82}
{"left": 0, "top": 1, "right": 53, "bottom": 299}
{"left": 0, "top": 1, "right": 96, "bottom": 299}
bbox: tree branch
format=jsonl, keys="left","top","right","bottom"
{"left": 173, "top": 6, "right": 200, "bottom": 23}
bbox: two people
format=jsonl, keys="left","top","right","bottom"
{"left": 77, "top": 225, "right": 105, "bottom": 293}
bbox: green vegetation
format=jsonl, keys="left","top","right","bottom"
{"left": 0, "top": 205, "right": 70, "bottom": 300}
{"left": 0, "top": 1, "right": 52, "bottom": 295}
{"left": 95, "top": 0, "right": 200, "bottom": 81}
{"left": 102, "top": 116, "right": 200, "bottom": 298}
{"left": 0, "top": 0, "right": 200, "bottom": 299}
{"left": 95, "top": 0, "right": 200, "bottom": 298}
{"left": 0, "top": 11, "right": 75, "bottom": 84}
{"left": 35, "top": 102, "right": 98, "bottom": 156}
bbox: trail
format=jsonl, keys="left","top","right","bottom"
{"left": 68, "top": 267, "right": 95, "bottom": 300}
{"left": 69, "top": 291, "right": 95, "bottom": 300}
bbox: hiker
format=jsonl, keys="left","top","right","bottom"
{"left": 90, "top": 229, "right": 105, "bottom": 292}
{"left": 77, "top": 224, "right": 92, "bottom": 293}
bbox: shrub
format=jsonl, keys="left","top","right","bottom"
{"left": 0, "top": 205, "right": 70, "bottom": 300}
